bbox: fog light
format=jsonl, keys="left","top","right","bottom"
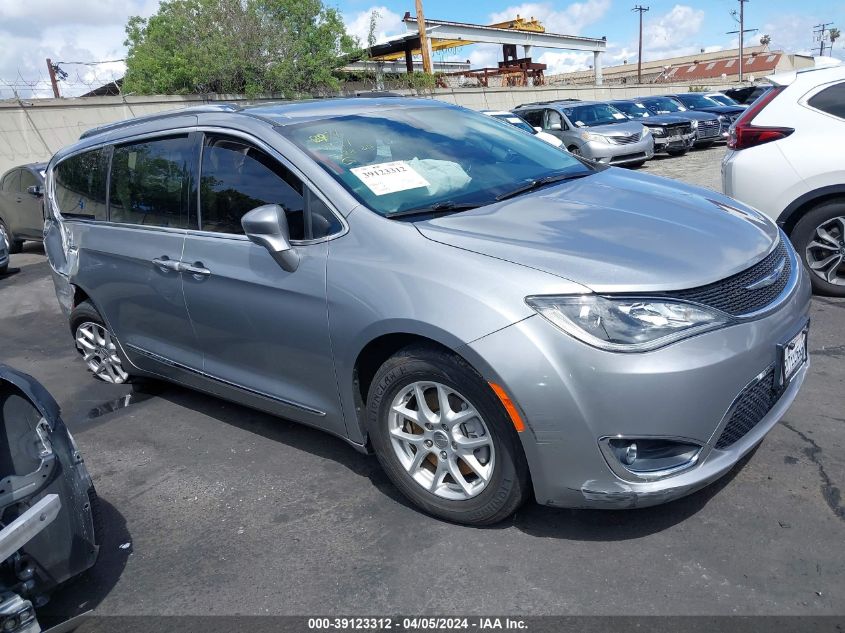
{"left": 603, "top": 437, "right": 702, "bottom": 480}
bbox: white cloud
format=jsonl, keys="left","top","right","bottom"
{"left": 489, "top": 0, "right": 611, "bottom": 35}
{"left": 643, "top": 5, "right": 705, "bottom": 56}
{"left": 0, "top": 0, "right": 160, "bottom": 99}
{"left": 344, "top": 6, "right": 405, "bottom": 46}
{"left": 537, "top": 51, "right": 593, "bottom": 74}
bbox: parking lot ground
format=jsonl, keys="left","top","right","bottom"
{"left": 1, "top": 145, "right": 844, "bottom": 619}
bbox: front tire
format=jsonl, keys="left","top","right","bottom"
{"left": 69, "top": 301, "right": 131, "bottom": 384}
{"left": 0, "top": 219, "right": 22, "bottom": 254}
{"left": 667, "top": 148, "right": 688, "bottom": 156}
{"left": 791, "top": 200, "right": 845, "bottom": 297}
{"left": 367, "top": 345, "right": 529, "bottom": 525}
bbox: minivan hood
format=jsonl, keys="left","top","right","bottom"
{"left": 414, "top": 168, "right": 778, "bottom": 293}
{"left": 581, "top": 121, "right": 645, "bottom": 136}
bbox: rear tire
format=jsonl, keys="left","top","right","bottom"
{"left": 366, "top": 344, "right": 529, "bottom": 525}
{"left": 69, "top": 301, "right": 132, "bottom": 383}
{"left": 790, "top": 200, "right": 845, "bottom": 297}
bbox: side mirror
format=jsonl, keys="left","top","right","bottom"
{"left": 27, "top": 185, "right": 44, "bottom": 198}
{"left": 241, "top": 204, "right": 299, "bottom": 272}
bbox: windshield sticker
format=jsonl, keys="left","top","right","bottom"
{"left": 612, "top": 112, "right": 626, "bottom": 120}
{"left": 506, "top": 117, "right": 522, "bottom": 124}
{"left": 351, "top": 161, "right": 430, "bottom": 196}
{"left": 574, "top": 121, "right": 585, "bottom": 127}
{"left": 635, "top": 103, "right": 646, "bottom": 108}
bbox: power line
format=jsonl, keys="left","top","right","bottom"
{"left": 813, "top": 23, "right": 834, "bottom": 56}
{"left": 632, "top": 5, "right": 649, "bottom": 85}
{"left": 726, "top": 0, "right": 756, "bottom": 83}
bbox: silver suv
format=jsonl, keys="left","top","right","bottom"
{"left": 514, "top": 100, "right": 655, "bottom": 166}
{"left": 45, "top": 98, "right": 810, "bottom": 525}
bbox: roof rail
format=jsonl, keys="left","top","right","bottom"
{"left": 514, "top": 98, "right": 581, "bottom": 108}
{"left": 79, "top": 103, "right": 244, "bottom": 139}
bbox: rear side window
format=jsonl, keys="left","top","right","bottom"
{"left": 808, "top": 82, "right": 845, "bottom": 120}
{"left": 20, "top": 170, "right": 38, "bottom": 191}
{"left": 54, "top": 149, "right": 108, "bottom": 220}
{"left": 1, "top": 170, "right": 19, "bottom": 193}
{"left": 109, "top": 136, "right": 194, "bottom": 228}
{"left": 199, "top": 135, "right": 340, "bottom": 240}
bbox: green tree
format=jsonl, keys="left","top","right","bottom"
{"left": 123, "top": 0, "right": 356, "bottom": 97}
{"left": 830, "top": 27, "right": 841, "bottom": 53}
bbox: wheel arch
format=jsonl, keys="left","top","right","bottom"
{"left": 777, "top": 185, "right": 845, "bottom": 236}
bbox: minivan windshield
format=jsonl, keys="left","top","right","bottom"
{"left": 563, "top": 104, "right": 629, "bottom": 127}
{"left": 642, "top": 97, "right": 687, "bottom": 114}
{"left": 280, "top": 106, "right": 591, "bottom": 216}
{"left": 677, "top": 93, "right": 722, "bottom": 108}
{"left": 610, "top": 101, "right": 651, "bottom": 118}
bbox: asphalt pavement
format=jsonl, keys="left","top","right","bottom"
{"left": 1, "top": 144, "right": 843, "bottom": 619}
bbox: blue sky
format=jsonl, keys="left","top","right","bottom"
{"left": 1, "top": 0, "right": 842, "bottom": 98}
{"left": 341, "top": 0, "right": 845, "bottom": 73}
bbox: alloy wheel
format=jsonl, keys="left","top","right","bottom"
{"left": 75, "top": 321, "right": 129, "bottom": 384}
{"left": 0, "top": 223, "right": 9, "bottom": 251}
{"left": 805, "top": 216, "right": 845, "bottom": 286}
{"left": 388, "top": 381, "right": 495, "bottom": 501}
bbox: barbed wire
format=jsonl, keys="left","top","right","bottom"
{"left": 1, "top": 61, "right": 126, "bottom": 100}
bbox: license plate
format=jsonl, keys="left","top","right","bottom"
{"left": 780, "top": 326, "right": 808, "bottom": 387}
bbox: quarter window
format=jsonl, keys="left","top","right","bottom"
{"left": 109, "top": 136, "right": 194, "bottom": 228}
{"left": 54, "top": 149, "right": 108, "bottom": 220}
{"left": 199, "top": 135, "right": 340, "bottom": 240}
{"left": 19, "top": 170, "right": 38, "bottom": 191}
{"left": 808, "top": 82, "right": 845, "bottom": 120}
{"left": 1, "top": 170, "right": 19, "bottom": 193}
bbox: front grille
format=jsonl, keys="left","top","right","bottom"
{"left": 608, "top": 133, "right": 641, "bottom": 145}
{"left": 715, "top": 367, "right": 778, "bottom": 449}
{"left": 666, "top": 123, "right": 692, "bottom": 136}
{"left": 669, "top": 239, "right": 791, "bottom": 316}
{"left": 697, "top": 119, "right": 720, "bottom": 137}
{"left": 609, "top": 152, "right": 647, "bottom": 163}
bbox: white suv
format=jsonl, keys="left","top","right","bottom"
{"left": 722, "top": 63, "right": 845, "bottom": 296}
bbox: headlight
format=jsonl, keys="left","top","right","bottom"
{"left": 581, "top": 131, "right": 607, "bottom": 143}
{"left": 717, "top": 115, "right": 726, "bottom": 122}
{"left": 641, "top": 125, "right": 651, "bottom": 136}
{"left": 650, "top": 127, "right": 664, "bottom": 137}
{"left": 525, "top": 295, "right": 731, "bottom": 352}
{"left": 691, "top": 120, "right": 699, "bottom": 129}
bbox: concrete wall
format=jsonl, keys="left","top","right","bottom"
{"left": 0, "top": 82, "right": 732, "bottom": 175}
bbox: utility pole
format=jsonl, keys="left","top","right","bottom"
{"left": 415, "top": 0, "right": 433, "bottom": 75}
{"left": 45, "top": 58, "right": 60, "bottom": 98}
{"left": 813, "top": 23, "right": 834, "bottom": 56}
{"left": 632, "top": 5, "right": 649, "bottom": 85}
{"left": 726, "top": 0, "right": 756, "bottom": 83}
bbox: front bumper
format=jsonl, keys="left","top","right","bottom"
{"left": 581, "top": 138, "right": 655, "bottom": 165}
{"left": 653, "top": 132, "right": 695, "bottom": 152}
{"left": 462, "top": 256, "right": 812, "bottom": 509}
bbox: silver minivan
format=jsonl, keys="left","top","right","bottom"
{"left": 514, "top": 100, "right": 655, "bottom": 166}
{"left": 44, "top": 98, "right": 810, "bottom": 524}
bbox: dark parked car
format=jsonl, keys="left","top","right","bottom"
{"left": 638, "top": 96, "right": 722, "bottom": 146}
{"left": 723, "top": 84, "right": 772, "bottom": 105}
{"left": 664, "top": 94, "right": 745, "bottom": 138}
{"left": 0, "top": 163, "right": 46, "bottom": 254}
{"left": 608, "top": 100, "right": 695, "bottom": 156}
{"left": 1, "top": 364, "right": 100, "bottom": 631}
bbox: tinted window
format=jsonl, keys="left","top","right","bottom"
{"left": 19, "top": 170, "right": 38, "bottom": 190}
{"left": 54, "top": 149, "right": 108, "bottom": 220}
{"left": 519, "top": 109, "right": 543, "bottom": 127}
{"left": 643, "top": 97, "right": 686, "bottom": 114}
{"left": 809, "top": 82, "right": 845, "bottom": 119}
{"left": 109, "top": 136, "right": 194, "bottom": 228}
{"left": 677, "top": 93, "right": 721, "bottom": 108}
{"left": 612, "top": 102, "right": 650, "bottom": 118}
{"left": 199, "top": 136, "right": 307, "bottom": 239}
{"left": 1, "top": 170, "right": 20, "bottom": 193}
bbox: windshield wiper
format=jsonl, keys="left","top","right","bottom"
{"left": 387, "top": 201, "right": 481, "bottom": 219}
{"left": 495, "top": 171, "right": 591, "bottom": 202}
